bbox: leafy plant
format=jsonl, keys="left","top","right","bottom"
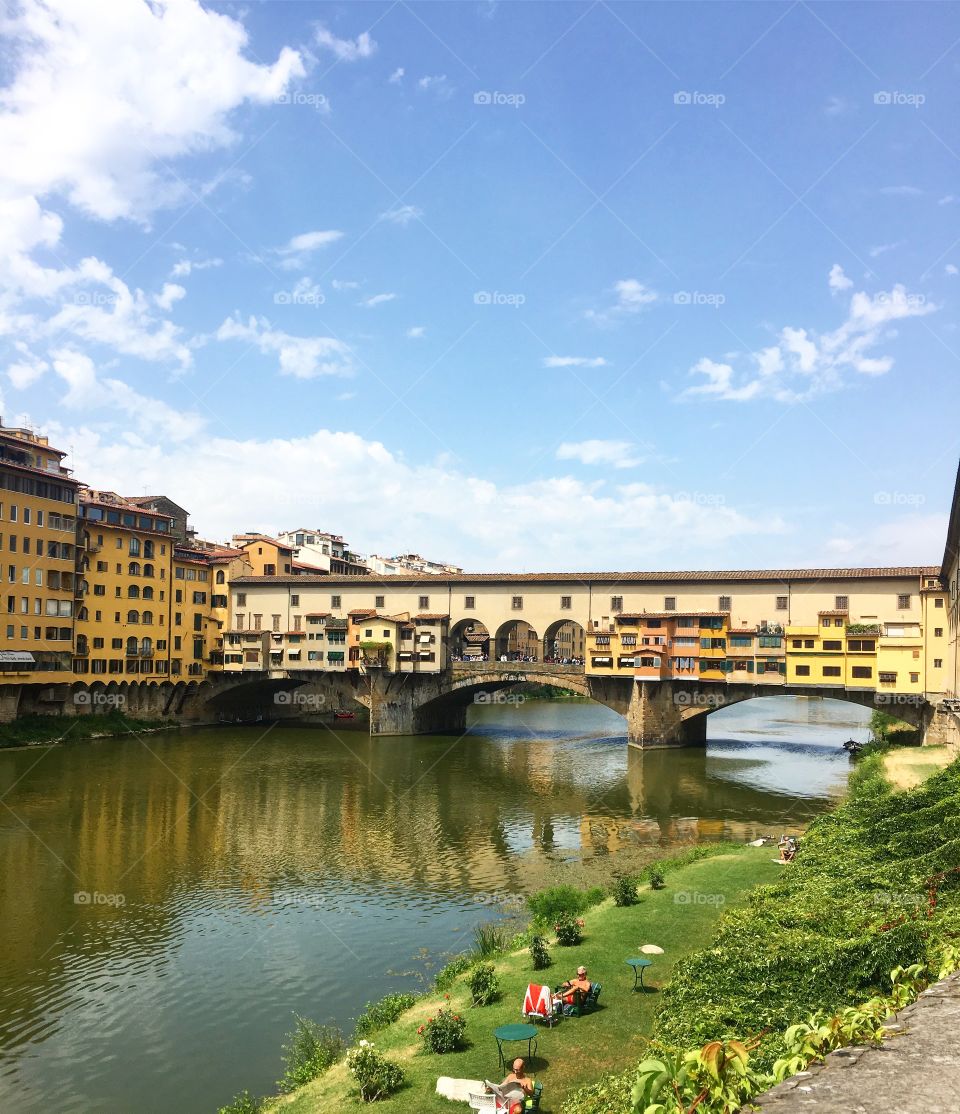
{"left": 217, "top": 1091, "right": 262, "bottom": 1114}
{"left": 613, "top": 873, "right": 640, "bottom": 907}
{"left": 354, "top": 992, "right": 417, "bottom": 1039}
{"left": 347, "top": 1041, "right": 406, "bottom": 1102}
{"left": 530, "top": 933, "right": 552, "bottom": 970}
{"left": 435, "top": 953, "right": 473, "bottom": 990}
{"left": 648, "top": 868, "right": 666, "bottom": 890}
{"left": 418, "top": 1006, "right": 467, "bottom": 1053}
{"left": 554, "top": 912, "right": 584, "bottom": 946}
{"left": 474, "top": 922, "right": 507, "bottom": 958}
{"left": 632, "top": 1037, "right": 771, "bottom": 1114}
{"left": 277, "top": 1015, "right": 345, "bottom": 1093}
{"left": 468, "top": 962, "right": 501, "bottom": 1006}
{"left": 527, "top": 884, "right": 604, "bottom": 926}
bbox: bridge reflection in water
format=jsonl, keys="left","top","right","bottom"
{"left": 0, "top": 697, "right": 861, "bottom": 1114}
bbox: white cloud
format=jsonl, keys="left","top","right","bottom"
{"left": 7, "top": 349, "right": 48, "bottom": 390}
{"left": 216, "top": 315, "right": 355, "bottom": 379}
{"left": 939, "top": 195, "right": 957, "bottom": 206}
{"left": 681, "top": 273, "right": 935, "bottom": 403}
{"left": 379, "top": 204, "right": 423, "bottom": 226}
{"left": 586, "top": 279, "right": 658, "bottom": 324}
{"left": 542, "top": 356, "right": 609, "bottom": 368}
{"left": 823, "top": 95, "right": 848, "bottom": 116}
{"left": 170, "top": 257, "right": 222, "bottom": 278}
{"left": 314, "top": 24, "right": 377, "bottom": 62}
{"left": 389, "top": 67, "right": 405, "bottom": 84}
{"left": 946, "top": 264, "right": 959, "bottom": 277}
{"left": 155, "top": 283, "right": 186, "bottom": 311}
{"left": 822, "top": 513, "right": 947, "bottom": 566}
{"left": 869, "top": 241, "right": 904, "bottom": 258}
{"left": 57, "top": 425, "right": 780, "bottom": 569}
{"left": 332, "top": 279, "right": 360, "bottom": 291}
{"left": 417, "top": 74, "right": 452, "bottom": 98}
{"left": 49, "top": 349, "right": 204, "bottom": 441}
{"left": 556, "top": 440, "right": 645, "bottom": 468}
{"left": 273, "top": 229, "right": 344, "bottom": 270}
{"left": 0, "top": 0, "right": 304, "bottom": 222}
{"left": 879, "top": 186, "right": 923, "bottom": 197}
{"left": 406, "top": 326, "right": 426, "bottom": 338}
{"left": 361, "top": 293, "right": 396, "bottom": 308}
{"left": 828, "top": 263, "right": 853, "bottom": 292}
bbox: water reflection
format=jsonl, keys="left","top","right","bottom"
{"left": 0, "top": 696, "right": 864, "bottom": 1114}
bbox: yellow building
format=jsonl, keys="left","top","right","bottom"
{"left": 0, "top": 421, "right": 80, "bottom": 688}
{"left": 74, "top": 490, "right": 177, "bottom": 679}
{"left": 172, "top": 547, "right": 214, "bottom": 679}
{"left": 231, "top": 533, "right": 294, "bottom": 577}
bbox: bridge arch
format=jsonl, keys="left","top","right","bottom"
{"left": 449, "top": 618, "right": 490, "bottom": 661}
{"left": 542, "top": 619, "right": 586, "bottom": 664}
{"left": 494, "top": 619, "right": 540, "bottom": 662}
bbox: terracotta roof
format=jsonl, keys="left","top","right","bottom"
{"left": 293, "top": 560, "right": 328, "bottom": 573}
{"left": 415, "top": 613, "right": 450, "bottom": 620}
{"left": 305, "top": 612, "right": 331, "bottom": 618}
{"left": 818, "top": 608, "right": 849, "bottom": 616}
{"left": 727, "top": 628, "right": 756, "bottom": 635}
{"left": 233, "top": 533, "right": 293, "bottom": 551}
{"left": 348, "top": 608, "right": 376, "bottom": 616}
{"left": 231, "top": 566, "right": 938, "bottom": 586}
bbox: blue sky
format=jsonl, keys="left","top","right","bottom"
{"left": 2, "top": 0, "right": 958, "bottom": 570}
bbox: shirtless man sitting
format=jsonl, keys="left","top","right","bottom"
{"left": 554, "top": 965, "right": 591, "bottom": 1013}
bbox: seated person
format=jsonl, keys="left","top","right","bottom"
{"left": 554, "top": 965, "right": 591, "bottom": 1011}
{"left": 778, "top": 836, "right": 798, "bottom": 862}
{"left": 498, "top": 1058, "right": 534, "bottom": 1102}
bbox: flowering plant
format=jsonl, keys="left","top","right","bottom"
{"left": 419, "top": 1007, "right": 466, "bottom": 1053}
{"left": 346, "top": 1040, "right": 405, "bottom": 1102}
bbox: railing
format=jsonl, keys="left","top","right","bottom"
{"left": 453, "top": 660, "right": 585, "bottom": 674}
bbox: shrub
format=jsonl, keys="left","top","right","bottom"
{"left": 474, "top": 922, "right": 507, "bottom": 958}
{"left": 612, "top": 873, "right": 639, "bottom": 906}
{"left": 648, "top": 867, "right": 666, "bottom": 890}
{"left": 418, "top": 1006, "right": 467, "bottom": 1053}
{"left": 347, "top": 1041, "right": 405, "bottom": 1102}
{"left": 554, "top": 912, "right": 584, "bottom": 946}
{"left": 217, "top": 1091, "right": 262, "bottom": 1114}
{"left": 277, "top": 1015, "right": 345, "bottom": 1093}
{"left": 354, "top": 992, "right": 417, "bottom": 1039}
{"left": 527, "top": 884, "right": 604, "bottom": 926}
{"left": 435, "top": 953, "right": 473, "bottom": 990}
{"left": 468, "top": 962, "right": 501, "bottom": 1006}
{"left": 530, "top": 934, "right": 551, "bottom": 970}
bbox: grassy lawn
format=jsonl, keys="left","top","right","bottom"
{"left": 266, "top": 847, "right": 780, "bottom": 1114}
{"left": 882, "top": 745, "right": 954, "bottom": 790}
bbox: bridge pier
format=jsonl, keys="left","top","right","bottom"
{"left": 626, "top": 681, "right": 709, "bottom": 750}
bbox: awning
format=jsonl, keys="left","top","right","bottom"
{"left": 0, "top": 651, "right": 35, "bottom": 664}
{"left": 592, "top": 656, "right": 613, "bottom": 665}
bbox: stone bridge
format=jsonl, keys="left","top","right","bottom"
{"left": 172, "top": 662, "right": 959, "bottom": 749}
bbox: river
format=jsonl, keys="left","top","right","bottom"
{"left": 0, "top": 695, "right": 870, "bottom": 1113}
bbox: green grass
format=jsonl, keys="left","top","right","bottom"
{"left": 0, "top": 711, "right": 176, "bottom": 748}
{"left": 264, "top": 848, "right": 780, "bottom": 1113}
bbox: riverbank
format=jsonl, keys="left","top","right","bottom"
{"left": 223, "top": 846, "right": 781, "bottom": 1113}
{"left": 0, "top": 711, "right": 179, "bottom": 749}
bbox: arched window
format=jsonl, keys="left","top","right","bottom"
{"left": 128, "top": 561, "right": 141, "bottom": 576}
{"left": 129, "top": 537, "right": 141, "bottom": 557}
{"left": 127, "top": 584, "right": 140, "bottom": 598}
{"left": 142, "top": 586, "right": 154, "bottom": 600}
{"left": 140, "top": 637, "right": 152, "bottom": 655}
{"left": 216, "top": 570, "right": 225, "bottom": 584}
{"left": 143, "top": 541, "right": 154, "bottom": 558}
{"left": 126, "top": 636, "right": 138, "bottom": 654}
{"left": 78, "top": 607, "right": 88, "bottom": 621}
{"left": 127, "top": 609, "right": 139, "bottom": 624}
{"left": 143, "top": 563, "right": 154, "bottom": 578}
{"left": 141, "top": 610, "right": 154, "bottom": 624}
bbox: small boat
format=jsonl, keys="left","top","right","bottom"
{"left": 333, "top": 710, "right": 356, "bottom": 720}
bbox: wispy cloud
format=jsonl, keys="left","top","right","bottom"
{"left": 556, "top": 439, "right": 646, "bottom": 468}
{"left": 389, "top": 67, "right": 404, "bottom": 84}
{"left": 586, "top": 279, "right": 658, "bottom": 325}
{"left": 828, "top": 263, "right": 853, "bottom": 292}
{"left": 680, "top": 267, "right": 935, "bottom": 403}
{"left": 542, "top": 356, "right": 609, "bottom": 368}
{"left": 417, "top": 74, "right": 452, "bottom": 98}
{"left": 868, "top": 240, "right": 904, "bottom": 258}
{"left": 361, "top": 292, "right": 396, "bottom": 308}
{"left": 217, "top": 315, "right": 355, "bottom": 378}
{"left": 314, "top": 25, "right": 376, "bottom": 62}
{"left": 379, "top": 204, "right": 422, "bottom": 226}
{"left": 406, "top": 325, "right": 426, "bottom": 338}
{"left": 879, "top": 185, "right": 923, "bottom": 197}
{"left": 274, "top": 229, "right": 344, "bottom": 269}
{"left": 170, "top": 257, "right": 222, "bottom": 279}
